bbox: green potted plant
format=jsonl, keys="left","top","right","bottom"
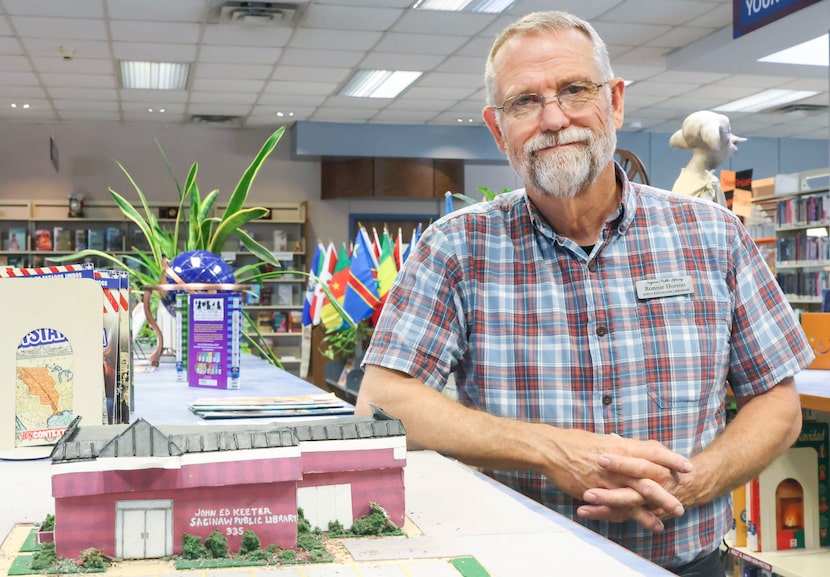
{"left": 51, "top": 126, "right": 299, "bottom": 367}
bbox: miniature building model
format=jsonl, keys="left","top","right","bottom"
{"left": 758, "top": 447, "right": 820, "bottom": 552}
{"left": 50, "top": 414, "right": 406, "bottom": 560}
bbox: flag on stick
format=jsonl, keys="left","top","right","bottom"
{"left": 342, "top": 227, "right": 380, "bottom": 324}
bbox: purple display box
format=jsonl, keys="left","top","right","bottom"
{"left": 187, "top": 293, "right": 242, "bottom": 389}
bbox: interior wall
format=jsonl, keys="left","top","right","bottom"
{"left": 0, "top": 120, "right": 826, "bottom": 248}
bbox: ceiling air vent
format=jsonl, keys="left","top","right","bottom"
{"left": 215, "top": 1, "right": 302, "bottom": 25}
{"left": 191, "top": 114, "right": 242, "bottom": 126}
{"left": 765, "top": 103, "right": 828, "bottom": 115}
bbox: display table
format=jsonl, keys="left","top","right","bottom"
{"left": 0, "top": 353, "right": 676, "bottom": 575}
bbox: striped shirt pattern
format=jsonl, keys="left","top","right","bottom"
{"left": 363, "top": 166, "right": 814, "bottom": 568}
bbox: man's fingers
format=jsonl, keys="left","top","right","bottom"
{"left": 599, "top": 453, "right": 689, "bottom": 486}
{"left": 583, "top": 482, "right": 685, "bottom": 518}
{"left": 611, "top": 441, "right": 694, "bottom": 474}
{"left": 577, "top": 502, "right": 665, "bottom": 532}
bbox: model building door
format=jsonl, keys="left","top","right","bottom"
{"left": 297, "top": 483, "right": 353, "bottom": 529}
{"left": 115, "top": 500, "right": 173, "bottom": 559}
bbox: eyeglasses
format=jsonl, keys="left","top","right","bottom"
{"left": 494, "top": 81, "right": 609, "bottom": 120}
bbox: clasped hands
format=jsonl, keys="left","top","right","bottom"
{"left": 548, "top": 430, "right": 694, "bottom": 532}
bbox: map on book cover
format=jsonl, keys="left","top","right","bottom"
{"left": 15, "top": 328, "right": 75, "bottom": 447}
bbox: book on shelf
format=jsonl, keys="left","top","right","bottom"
{"left": 273, "top": 230, "right": 288, "bottom": 252}
{"left": 259, "top": 284, "right": 272, "bottom": 305}
{"left": 131, "top": 229, "right": 151, "bottom": 252}
{"left": 5, "top": 226, "right": 27, "bottom": 251}
{"left": 74, "top": 229, "right": 88, "bottom": 251}
{"left": 34, "top": 229, "right": 52, "bottom": 251}
{"left": 88, "top": 228, "right": 105, "bottom": 251}
{"left": 276, "top": 284, "right": 293, "bottom": 306}
{"left": 105, "top": 227, "right": 123, "bottom": 252}
{"left": 245, "top": 283, "right": 261, "bottom": 305}
{"left": 54, "top": 227, "right": 73, "bottom": 251}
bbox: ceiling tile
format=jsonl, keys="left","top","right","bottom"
{"left": 302, "top": 4, "right": 404, "bottom": 31}
{"left": 289, "top": 28, "right": 381, "bottom": 51}
{"left": 201, "top": 23, "right": 294, "bottom": 47}
{"left": 40, "top": 73, "right": 116, "bottom": 88}
{"left": 3, "top": 0, "right": 104, "bottom": 18}
{"left": 109, "top": 21, "right": 202, "bottom": 44}
{"left": 11, "top": 16, "right": 108, "bottom": 40}
{"left": 279, "top": 48, "right": 365, "bottom": 68}
{"left": 374, "top": 32, "right": 468, "bottom": 55}
{"left": 105, "top": 0, "right": 208, "bottom": 22}
{"left": 113, "top": 42, "right": 198, "bottom": 62}
{"left": 194, "top": 62, "right": 274, "bottom": 79}
{"left": 198, "top": 44, "right": 281, "bottom": 64}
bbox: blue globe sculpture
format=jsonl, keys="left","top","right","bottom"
{"left": 161, "top": 250, "right": 236, "bottom": 315}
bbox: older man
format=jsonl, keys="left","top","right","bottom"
{"left": 356, "top": 11, "right": 810, "bottom": 576}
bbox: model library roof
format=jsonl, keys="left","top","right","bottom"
{"left": 50, "top": 414, "right": 406, "bottom": 463}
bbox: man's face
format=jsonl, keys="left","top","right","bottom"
{"left": 483, "top": 30, "right": 624, "bottom": 199}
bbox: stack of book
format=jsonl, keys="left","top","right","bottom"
{"left": 188, "top": 393, "right": 353, "bottom": 419}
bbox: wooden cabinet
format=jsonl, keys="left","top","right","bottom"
{"left": 321, "top": 157, "right": 464, "bottom": 199}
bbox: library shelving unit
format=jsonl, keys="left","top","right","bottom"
{"left": 0, "top": 199, "right": 309, "bottom": 376}
{"left": 770, "top": 168, "right": 830, "bottom": 315}
{"left": 0, "top": 199, "right": 128, "bottom": 268}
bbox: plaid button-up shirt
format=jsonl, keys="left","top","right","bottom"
{"left": 363, "top": 165, "right": 813, "bottom": 568}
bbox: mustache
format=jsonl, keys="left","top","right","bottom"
{"left": 525, "top": 127, "right": 594, "bottom": 154}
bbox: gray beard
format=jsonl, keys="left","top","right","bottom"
{"left": 507, "top": 116, "right": 617, "bottom": 199}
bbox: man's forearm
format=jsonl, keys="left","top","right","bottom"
{"left": 678, "top": 378, "right": 802, "bottom": 508}
{"left": 356, "top": 365, "right": 545, "bottom": 470}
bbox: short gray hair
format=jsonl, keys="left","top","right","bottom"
{"left": 484, "top": 11, "right": 614, "bottom": 106}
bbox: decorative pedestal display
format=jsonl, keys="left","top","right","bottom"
{"left": 758, "top": 446, "right": 820, "bottom": 552}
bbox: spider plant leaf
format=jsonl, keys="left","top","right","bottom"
{"left": 241, "top": 309, "right": 284, "bottom": 369}
{"left": 47, "top": 249, "right": 127, "bottom": 270}
{"left": 233, "top": 225, "right": 282, "bottom": 268}
{"left": 220, "top": 126, "right": 285, "bottom": 220}
{"left": 108, "top": 188, "right": 162, "bottom": 267}
{"left": 209, "top": 207, "right": 271, "bottom": 255}
{"left": 452, "top": 192, "right": 480, "bottom": 205}
{"left": 155, "top": 138, "right": 183, "bottom": 199}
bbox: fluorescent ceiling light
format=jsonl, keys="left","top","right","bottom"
{"left": 713, "top": 89, "right": 819, "bottom": 113}
{"left": 120, "top": 61, "right": 190, "bottom": 90}
{"left": 340, "top": 70, "right": 422, "bottom": 98}
{"left": 412, "top": 0, "right": 514, "bottom": 13}
{"left": 759, "top": 34, "right": 828, "bottom": 67}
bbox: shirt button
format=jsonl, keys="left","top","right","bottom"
{"left": 587, "top": 261, "right": 597, "bottom": 272}
{"left": 602, "top": 394, "right": 613, "bottom": 405}
{"left": 596, "top": 326, "right": 608, "bottom": 337}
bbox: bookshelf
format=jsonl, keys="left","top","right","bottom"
{"left": 0, "top": 199, "right": 310, "bottom": 377}
{"left": 769, "top": 169, "right": 830, "bottom": 315}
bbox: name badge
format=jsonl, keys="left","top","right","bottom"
{"left": 636, "top": 275, "right": 693, "bottom": 300}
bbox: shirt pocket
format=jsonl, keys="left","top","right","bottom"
{"left": 636, "top": 297, "right": 731, "bottom": 409}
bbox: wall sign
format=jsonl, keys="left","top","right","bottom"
{"left": 733, "top": 0, "right": 823, "bottom": 38}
